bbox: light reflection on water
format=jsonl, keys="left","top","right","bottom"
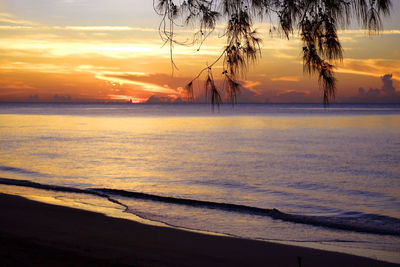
{"left": 0, "top": 103, "right": 399, "bottom": 263}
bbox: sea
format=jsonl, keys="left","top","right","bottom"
{"left": 0, "top": 103, "right": 399, "bottom": 263}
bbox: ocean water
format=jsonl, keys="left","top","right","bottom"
{"left": 0, "top": 103, "right": 399, "bottom": 263}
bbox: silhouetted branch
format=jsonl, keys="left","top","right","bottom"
{"left": 155, "top": 0, "right": 392, "bottom": 105}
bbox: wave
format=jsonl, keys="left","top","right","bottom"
{"left": 92, "top": 188, "right": 400, "bottom": 236}
{"left": 0, "top": 166, "right": 47, "bottom": 177}
{"left": 0, "top": 177, "right": 399, "bottom": 237}
{"left": 0, "top": 177, "right": 128, "bottom": 210}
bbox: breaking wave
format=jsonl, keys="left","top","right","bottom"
{"left": 0, "top": 177, "right": 399, "bottom": 236}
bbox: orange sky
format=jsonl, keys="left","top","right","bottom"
{"left": 0, "top": 0, "right": 400, "bottom": 103}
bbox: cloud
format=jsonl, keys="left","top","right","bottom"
{"left": 0, "top": 12, "right": 36, "bottom": 25}
{"left": 0, "top": 25, "right": 157, "bottom": 32}
{"left": 29, "top": 94, "right": 39, "bottom": 101}
{"left": 344, "top": 74, "right": 400, "bottom": 103}
{"left": 0, "top": 24, "right": 210, "bottom": 34}
{"left": 97, "top": 73, "right": 178, "bottom": 94}
{"left": 0, "top": 62, "right": 73, "bottom": 74}
{"left": 338, "top": 29, "right": 400, "bottom": 36}
{"left": 190, "top": 78, "right": 266, "bottom": 103}
{"left": 0, "top": 18, "right": 36, "bottom": 25}
{"left": 103, "top": 76, "right": 177, "bottom": 94}
{"left": 0, "top": 26, "right": 33, "bottom": 30}
{"left": 0, "top": 36, "right": 158, "bottom": 59}
{"left": 235, "top": 80, "right": 263, "bottom": 103}
{"left": 0, "top": 35, "right": 221, "bottom": 60}
{"left": 0, "top": 81, "right": 37, "bottom": 90}
{"left": 240, "top": 80, "right": 261, "bottom": 93}
{"left": 145, "top": 95, "right": 176, "bottom": 103}
{"left": 0, "top": 12, "right": 14, "bottom": 18}
{"left": 271, "top": 90, "right": 318, "bottom": 103}
{"left": 271, "top": 76, "right": 301, "bottom": 82}
{"left": 337, "top": 59, "right": 400, "bottom": 81}
{"left": 53, "top": 94, "right": 71, "bottom": 102}
{"left": 381, "top": 74, "right": 397, "bottom": 96}
{"left": 75, "top": 65, "right": 148, "bottom": 78}
{"left": 89, "top": 71, "right": 195, "bottom": 101}
{"left": 61, "top": 26, "right": 158, "bottom": 32}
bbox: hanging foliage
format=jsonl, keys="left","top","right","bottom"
{"left": 154, "top": 0, "right": 392, "bottom": 105}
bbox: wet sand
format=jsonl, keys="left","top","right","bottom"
{"left": 0, "top": 193, "right": 397, "bottom": 266}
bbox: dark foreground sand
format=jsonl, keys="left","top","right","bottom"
{"left": 0, "top": 193, "right": 397, "bottom": 267}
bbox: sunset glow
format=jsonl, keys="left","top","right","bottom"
{"left": 0, "top": 0, "right": 399, "bottom": 103}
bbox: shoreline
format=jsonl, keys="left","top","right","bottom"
{"left": 1, "top": 193, "right": 398, "bottom": 266}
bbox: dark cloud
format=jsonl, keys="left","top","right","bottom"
{"left": 366, "top": 88, "right": 381, "bottom": 98}
{"left": 382, "top": 74, "right": 396, "bottom": 97}
{"left": 145, "top": 95, "right": 163, "bottom": 103}
{"left": 53, "top": 94, "right": 71, "bottom": 102}
{"left": 29, "top": 94, "right": 39, "bottom": 100}
{"left": 174, "top": 97, "right": 184, "bottom": 103}
{"left": 236, "top": 87, "right": 261, "bottom": 103}
{"left": 271, "top": 90, "right": 318, "bottom": 103}
{"left": 345, "top": 74, "right": 400, "bottom": 103}
{"left": 145, "top": 95, "right": 176, "bottom": 103}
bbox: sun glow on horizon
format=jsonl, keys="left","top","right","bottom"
{"left": 0, "top": 0, "right": 399, "bottom": 103}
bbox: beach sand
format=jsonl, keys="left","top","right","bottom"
{"left": 0, "top": 193, "right": 397, "bottom": 267}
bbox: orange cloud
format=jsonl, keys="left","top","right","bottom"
{"left": 0, "top": 5, "right": 398, "bottom": 104}
{"left": 271, "top": 76, "right": 301, "bottom": 82}
{"left": 337, "top": 59, "right": 400, "bottom": 81}
{"left": 96, "top": 74, "right": 177, "bottom": 94}
{"left": 0, "top": 62, "right": 73, "bottom": 74}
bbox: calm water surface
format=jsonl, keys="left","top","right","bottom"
{"left": 0, "top": 103, "right": 399, "bottom": 263}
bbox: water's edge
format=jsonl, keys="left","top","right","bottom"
{"left": 1, "top": 177, "right": 398, "bottom": 237}
{"left": 1, "top": 180, "right": 399, "bottom": 265}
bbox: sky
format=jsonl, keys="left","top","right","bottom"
{"left": 0, "top": 0, "right": 399, "bottom": 103}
